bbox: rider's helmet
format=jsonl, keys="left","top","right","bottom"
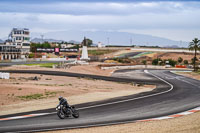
{"left": 58, "top": 96, "right": 63, "bottom": 101}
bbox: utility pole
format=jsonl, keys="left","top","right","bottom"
{"left": 41, "top": 35, "right": 44, "bottom": 43}
{"left": 180, "top": 40, "right": 182, "bottom": 46}
{"left": 107, "top": 37, "right": 110, "bottom": 45}
{"left": 130, "top": 37, "right": 133, "bottom": 45}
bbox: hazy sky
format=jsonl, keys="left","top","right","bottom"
{"left": 0, "top": 0, "right": 200, "bottom": 41}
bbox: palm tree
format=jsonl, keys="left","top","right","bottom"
{"left": 189, "top": 38, "right": 200, "bottom": 71}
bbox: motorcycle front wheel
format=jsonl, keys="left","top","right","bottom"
{"left": 57, "top": 110, "right": 65, "bottom": 119}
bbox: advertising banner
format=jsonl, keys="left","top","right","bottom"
{"left": 55, "top": 48, "right": 60, "bottom": 53}
{"left": 36, "top": 48, "right": 78, "bottom": 52}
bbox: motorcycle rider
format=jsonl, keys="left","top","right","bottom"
{"left": 57, "top": 96, "right": 79, "bottom": 119}
{"left": 58, "top": 96, "right": 70, "bottom": 110}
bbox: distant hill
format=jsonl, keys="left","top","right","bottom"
{"left": 31, "top": 38, "right": 64, "bottom": 43}
{"left": 68, "top": 40, "right": 81, "bottom": 44}
{"left": 164, "top": 45, "right": 180, "bottom": 48}
{"left": 31, "top": 30, "right": 189, "bottom": 48}
{"left": 31, "top": 38, "right": 81, "bottom": 44}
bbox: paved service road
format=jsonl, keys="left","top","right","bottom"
{"left": 0, "top": 69, "right": 200, "bottom": 133}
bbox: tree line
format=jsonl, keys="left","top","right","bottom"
{"left": 189, "top": 38, "right": 200, "bottom": 71}
{"left": 151, "top": 38, "right": 200, "bottom": 71}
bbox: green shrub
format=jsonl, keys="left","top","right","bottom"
{"left": 178, "top": 57, "right": 183, "bottom": 64}
{"left": 191, "top": 57, "right": 198, "bottom": 65}
{"left": 142, "top": 60, "right": 147, "bottom": 65}
{"left": 28, "top": 53, "right": 35, "bottom": 58}
{"left": 167, "top": 59, "right": 177, "bottom": 67}
{"left": 184, "top": 60, "right": 188, "bottom": 65}
{"left": 152, "top": 58, "right": 162, "bottom": 65}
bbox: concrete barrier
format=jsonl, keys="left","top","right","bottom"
{"left": 47, "top": 58, "right": 67, "bottom": 61}
{"left": 0, "top": 72, "right": 10, "bottom": 79}
{"left": 101, "top": 65, "right": 165, "bottom": 70}
{"left": 131, "top": 48, "right": 199, "bottom": 53}
{"left": 175, "top": 65, "right": 186, "bottom": 68}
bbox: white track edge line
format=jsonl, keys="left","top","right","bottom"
{"left": 78, "top": 70, "right": 173, "bottom": 110}
{"left": 0, "top": 70, "right": 173, "bottom": 121}
{"left": 3, "top": 70, "right": 200, "bottom": 133}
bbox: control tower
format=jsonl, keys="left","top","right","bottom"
{"left": 81, "top": 37, "right": 90, "bottom": 60}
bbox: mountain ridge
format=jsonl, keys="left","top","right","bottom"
{"left": 31, "top": 30, "right": 189, "bottom": 47}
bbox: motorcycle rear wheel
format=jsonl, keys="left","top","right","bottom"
{"left": 72, "top": 109, "right": 79, "bottom": 118}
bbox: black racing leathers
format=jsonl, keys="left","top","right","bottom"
{"left": 59, "top": 98, "right": 70, "bottom": 108}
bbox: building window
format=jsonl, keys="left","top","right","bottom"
{"left": 22, "top": 43, "right": 30, "bottom": 46}
{"left": 16, "top": 37, "right": 21, "bottom": 40}
{"left": 24, "top": 31, "right": 29, "bottom": 35}
{"left": 16, "top": 31, "right": 21, "bottom": 34}
{"left": 24, "top": 37, "right": 30, "bottom": 41}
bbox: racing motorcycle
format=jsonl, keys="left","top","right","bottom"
{"left": 56, "top": 104, "right": 79, "bottom": 119}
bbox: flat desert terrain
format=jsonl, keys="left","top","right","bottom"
{"left": 0, "top": 64, "right": 154, "bottom": 115}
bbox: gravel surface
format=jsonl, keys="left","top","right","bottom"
{"left": 43, "top": 111, "right": 200, "bottom": 133}
{"left": 0, "top": 64, "right": 155, "bottom": 116}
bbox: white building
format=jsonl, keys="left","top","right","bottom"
{"left": 61, "top": 44, "right": 67, "bottom": 48}
{"left": 98, "top": 42, "right": 102, "bottom": 48}
{"left": 61, "top": 43, "right": 75, "bottom": 48}
{"left": 8, "top": 28, "right": 30, "bottom": 53}
{"left": 97, "top": 42, "right": 105, "bottom": 48}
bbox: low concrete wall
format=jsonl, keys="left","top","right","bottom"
{"left": 46, "top": 58, "right": 67, "bottom": 61}
{"left": 131, "top": 48, "right": 198, "bottom": 53}
{"left": 101, "top": 65, "right": 165, "bottom": 70}
{"left": 0, "top": 72, "right": 10, "bottom": 79}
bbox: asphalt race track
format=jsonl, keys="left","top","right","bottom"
{"left": 116, "top": 52, "right": 142, "bottom": 58}
{"left": 0, "top": 69, "right": 200, "bottom": 133}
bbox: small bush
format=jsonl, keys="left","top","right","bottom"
{"left": 153, "top": 58, "right": 177, "bottom": 66}
{"left": 184, "top": 60, "right": 188, "bottom": 65}
{"left": 152, "top": 58, "right": 162, "bottom": 65}
{"left": 178, "top": 57, "right": 183, "bottom": 64}
{"left": 191, "top": 57, "right": 198, "bottom": 65}
{"left": 28, "top": 53, "right": 35, "bottom": 58}
{"left": 142, "top": 60, "right": 147, "bottom": 65}
{"left": 168, "top": 59, "right": 177, "bottom": 67}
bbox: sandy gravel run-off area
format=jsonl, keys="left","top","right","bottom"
{"left": 42, "top": 110, "right": 200, "bottom": 133}
{"left": 175, "top": 72, "right": 200, "bottom": 81}
{"left": 0, "top": 73, "right": 154, "bottom": 116}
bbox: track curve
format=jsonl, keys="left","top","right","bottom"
{"left": 0, "top": 69, "right": 200, "bottom": 133}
